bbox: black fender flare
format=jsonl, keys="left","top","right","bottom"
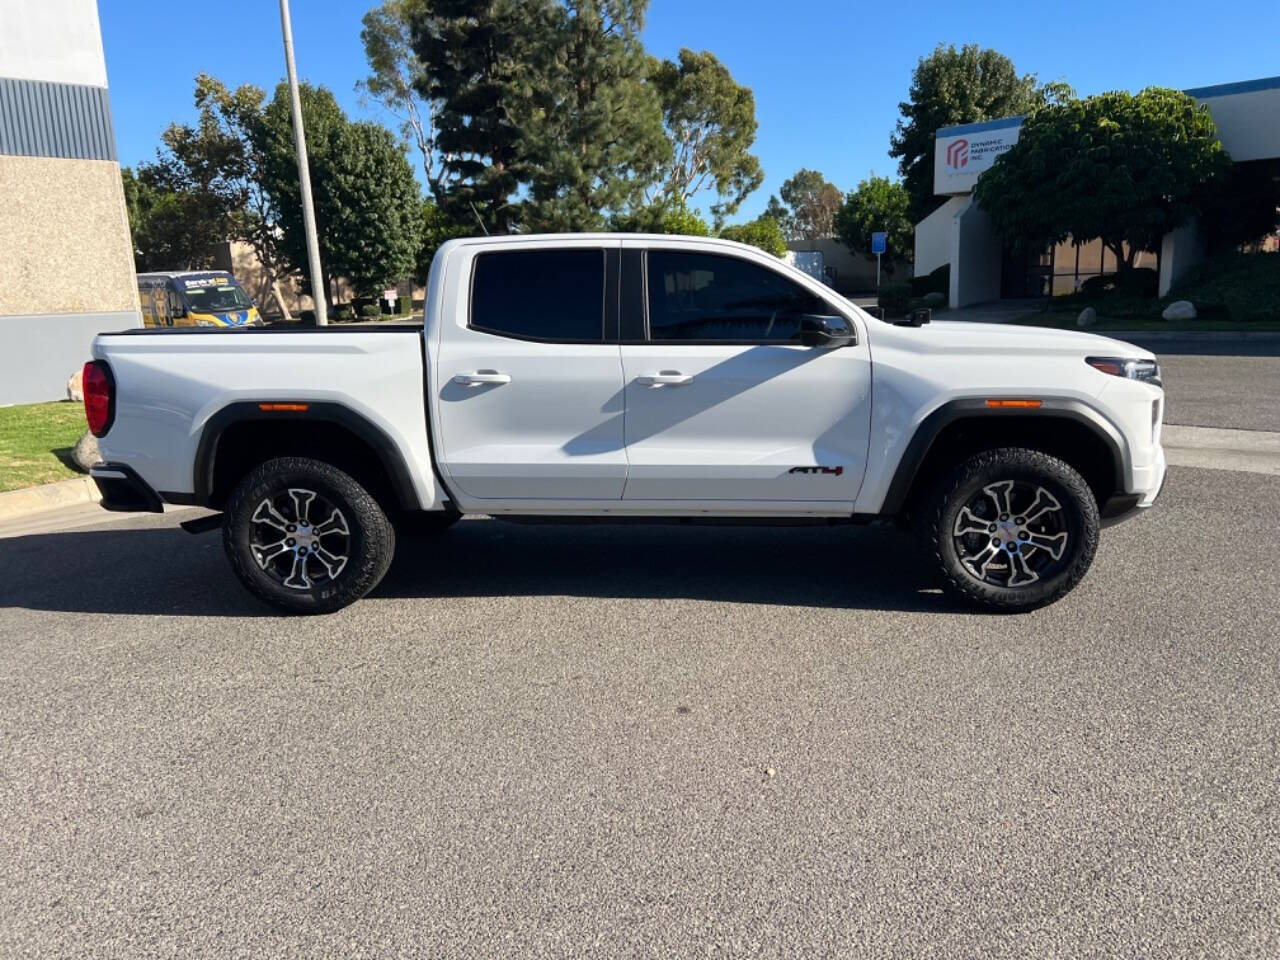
{"left": 191, "top": 400, "right": 422, "bottom": 510}
{"left": 879, "top": 397, "right": 1130, "bottom": 516}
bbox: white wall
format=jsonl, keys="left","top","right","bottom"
{"left": 1197, "top": 83, "right": 1280, "bottom": 163}
{"left": 951, "top": 199, "right": 1002, "bottom": 307}
{"left": 914, "top": 197, "right": 967, "bottom": 276}
{"left": 1159, "top": 220, "right": 1206, "bottom": 297}
{"left": 784, "top": 238, "right": 905, "bottom": 293}
{"left": 0, "top": 0, "right": 107, "bottom": 88}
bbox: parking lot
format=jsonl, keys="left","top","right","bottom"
{"left": 2, "top": 346, "right": 1279, "bottom": 957}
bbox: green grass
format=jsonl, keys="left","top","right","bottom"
{"left": 1014, "top": 309, "right": 1280, "bottom": 332}
{"left": 0, "top": 401, "right": 88, "bottom": 493}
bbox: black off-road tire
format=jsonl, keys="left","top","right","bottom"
{"left": 918, "top": 447, "right": 1100, "bottom": 613}
{"left": 223, "top": 457, "right": 395, "bottom": 615}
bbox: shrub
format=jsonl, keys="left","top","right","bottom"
{"left": 1167, "top": 251, "right": 1280, "bottom": 322}
{"left": 719, "top": 216, "right": 787, "bottom": 257}
{"left": 333, "top": 304, "right": 357, "bottom": 322}
{"left": 922, "top": 291, "right": 946, "bottom": 309}
{"left": 910, "top": 263, "right": 950, "bottom": 297}
{"left": 1080, "top": 268, "right": 1157, "bottom": 299}
{"left": 878, "top": 281, "right": 912, "bottom": 316}
{"left": 359, "top": 303, "right": 382, "bottom": 319}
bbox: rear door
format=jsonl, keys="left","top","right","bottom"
{"left": 619, "top": 242, "right": 872, "bottom": 504}
{"left": 432, "top": 240, "right": 627, "bottom": 503}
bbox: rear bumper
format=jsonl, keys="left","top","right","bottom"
{"left": 89, "top": 462, "right": 164, "bottom": 513}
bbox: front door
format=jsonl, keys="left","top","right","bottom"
{"left": 620, "top": 245, "right": 872, "bottom": 504}
{"left": 433, "top": 242, "right": 627, "bottom": 502}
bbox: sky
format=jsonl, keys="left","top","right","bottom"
{"left": 99, "top": 0, "right": 1280, "bottom": 224}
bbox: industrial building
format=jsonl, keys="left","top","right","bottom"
{"left": 0, "top": 0, "right": 138, "bottom": 405}
{"left": 914, "top": 76, "right": 1280, "bottom": 308}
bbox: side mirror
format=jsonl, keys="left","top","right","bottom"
{"left": 797, "top": 313, "right": 855, "bottom": 348}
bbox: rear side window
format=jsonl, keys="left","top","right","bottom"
{"left": 470, "top": 249, "right": 605, "bottom": 342}
{"left": 646, "top": 250, "right": 831, "bottom": 342}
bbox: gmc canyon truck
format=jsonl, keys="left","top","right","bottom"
{"left": 84, "top": 234, "right": 1166, "bottom": 614}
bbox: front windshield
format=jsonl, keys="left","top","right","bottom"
{"left": 181, "top": 279, "right": 252, "bottom": 313}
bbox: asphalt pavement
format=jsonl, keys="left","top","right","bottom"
{"left": 1154, "top": 350, "right": 1280, "bottom": 432}
{"left": 2, "top": 463, "right": 1278, "bottom": 958}
{"left": 3, "top": 344, "right": 1279, "bottom": 957}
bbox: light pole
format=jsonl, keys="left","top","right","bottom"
{"left": 278, "top": 0, "right": 327, "bottom": 325}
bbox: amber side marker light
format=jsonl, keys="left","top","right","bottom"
{"left": 985, "top": 398, "right": 1043, "bottom": 409}
{"left": 258, "top": 402, "right": 310, "bottom": 412}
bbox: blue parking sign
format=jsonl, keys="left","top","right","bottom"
{"left": 871, "top": 231, "right": 887, "bottom": 255}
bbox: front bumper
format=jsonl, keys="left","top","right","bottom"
{"left": 1101, "top": 445, "right": 1167, "bottom": 527}
{"left": 90, "top": 462, "right": 163, "bottom": 513}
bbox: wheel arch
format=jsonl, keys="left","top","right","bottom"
{"left": 884, "top": 398, "right": 1129, "bottom": 520}
{"left": 193, "top": 401, "right": 421, "bottom": 512}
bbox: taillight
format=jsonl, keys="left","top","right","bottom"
{"left": 83, "top": 361, "right": 115, "bottom": 437}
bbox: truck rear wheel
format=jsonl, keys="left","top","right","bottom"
{"left": 920, "top": 447, "right": 1100, "bottom": 613}
{"left": 223, "top": 457, "right": 395, "bottom": 614}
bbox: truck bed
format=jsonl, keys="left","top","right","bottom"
{"left": 91, "top": 326, "right": 443, "bottom": 510}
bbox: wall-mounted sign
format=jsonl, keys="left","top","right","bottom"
{"left": 933, "top": 118, "right": 1023, "bottom": 196}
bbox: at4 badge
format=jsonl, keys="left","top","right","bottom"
{"left": 789, "top": 466, "right": 844, "bottom": 476}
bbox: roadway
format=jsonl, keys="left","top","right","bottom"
{"left": 2, "top": 348, "right": 1278, "bottom": 957}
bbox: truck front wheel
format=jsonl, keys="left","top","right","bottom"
{"left": 920, "top": 447, "right": 1100, "bottom": 613}
{"left": 223, "top": 457, "right": 396, "bottom": 614}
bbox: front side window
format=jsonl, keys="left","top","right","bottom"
{"left": 471, "top": 249, "right": 605, "bottom": 342}
{"left": 646, "top": 251, "right": 832, "bottom": 342}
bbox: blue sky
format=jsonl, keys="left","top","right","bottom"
{"left": 100, "top": 0, "right": 1280, "bottom": 223}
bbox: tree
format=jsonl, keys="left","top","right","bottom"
{"left": 258, "top": 81, "right": 422, "bottom": 301}
{"left": 762, "top": 194, "right": 791, "bottom": 237}
{"left": 890, "top": 44, "right": 1069, "bottom": 223}
{"left": 835, "top": 175, "right": 913, "bottom": 271}
{"left": 359, "top": 0, "right": 445, "bottom": 194}
{"left": 408, "top": 0, "right": 553, "bottom": 234}
{"left": 767, "top": 169, "right": 841, "bottom": 242}
{"left": 974, "top": 87, "right": 1231, "bottom": 274}
{"left": 121, "top": 165, "right": 226, "bottom": 271}
{"left": 719, "top": 215, "right": 786, "bottom": 256}
{"left": 324, "top": 121, "right": 423, "bottom": 296}
{"left": 519, "top": 0, "right": 669, "bottom": 231}
{"left": 648, "top": 49, "right": 763, "bottom": 227}
{"left": 164, "top": 75, "right": 294, "bottom": 316}
{"left": 1200, "top": 161, "right": 1280, "bottom": 253}
{"left": 611, "top": 198, "right": 710, "bottom": 236}
{"left": 415, "top": 198, "right": 470, "bottom": 283}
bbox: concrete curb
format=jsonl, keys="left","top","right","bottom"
{"left": 1162, "top": 424, "right": 1280, "bottom": 476}
{"left": 0, "top": 475, "right": 100, "bottom": 520}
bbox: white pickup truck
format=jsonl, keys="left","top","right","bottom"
{"left": 84, "top": 234, "right": 1166, "bottom": 614}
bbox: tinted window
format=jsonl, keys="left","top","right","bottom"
{"left": 471, "top": 249, "right": 605, "bottom": 341}
{"left": 646, "top": 251, "right": 831, "bottom": 342}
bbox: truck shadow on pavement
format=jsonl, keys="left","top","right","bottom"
{"left": 0, "top": 517, "right": 952, "bottom": 617}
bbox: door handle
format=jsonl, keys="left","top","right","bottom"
{"left": 636, "top": 371, "right": 692, "bottom": 386}
{"left": 453, "top": 371, "right": 511, "bottom": 386}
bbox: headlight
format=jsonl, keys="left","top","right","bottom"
{"left": 1085, "top": 356, "right": 1161, "bottom": 387}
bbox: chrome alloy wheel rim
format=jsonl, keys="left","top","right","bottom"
{"left": 250, "top": 488, "right": 351, "bottom": 591}
{"left": 952, "top": 480, "right": 1070, "bottom": 588}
